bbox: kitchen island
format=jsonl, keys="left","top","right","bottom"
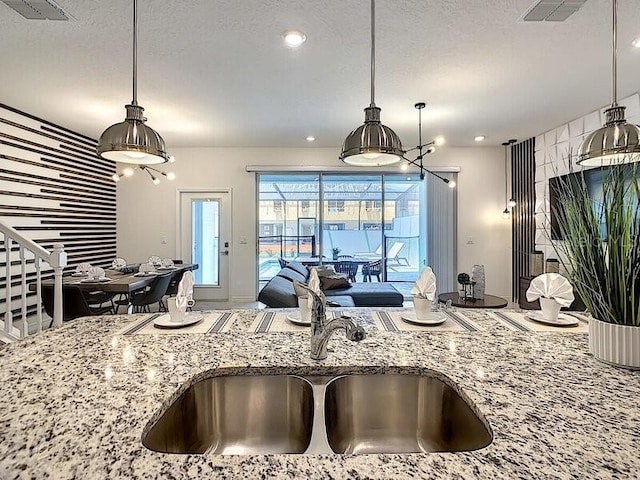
{"left": 0, "top": 308, "right": 638, "bottom": 479}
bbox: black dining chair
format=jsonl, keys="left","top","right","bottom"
{"left": 334, "top": 260, "right": 358, "bottom": 283}
{"left": 164, "top": 269, "right": 186, "bottom": 298}
{"left": 362, "top": 259, "right": 382, "bottom": 282}
{"left": 84, "top": 290, "right": 117, "bottom": 314}
{"left": 41, "top": 285, "right": 113, "bottom": 322}
{"left": 129, "top": 272, "right": 174, "bottom": 313}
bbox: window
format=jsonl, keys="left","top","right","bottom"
{"left": 301, "top": 200, "right": 310, "bottom": 212}
{"left": 327, "top": 200, "right": 345, "bottom": 213}
{"left": 273, "top": 201, "right": 283, "bottom": 213}
{"left": 365, "top": 200, "right": 382, "bottom": 211}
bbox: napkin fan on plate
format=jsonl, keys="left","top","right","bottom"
{"left": 138, "top": 263, "right": 155, "bottom": 274}
{"left": 148, "top": 255, "right": 162, "bottom": 266}
{"left": 75, "top": 262, "right": 92, "bottom": 274}
{"left": 87, "top": 266, "right": 105, "bottom": 280}
{"left": 161, "top": 258, "right": 174, "bottom": 268}
{"left": 111, "top": 258, "right": 126, "bottom": 270}
{"left": 293, "top": 270, "right": 325, "bottom": 324}
{"left": 526, "top": 273, "right": 574, "bottom": 306}
{"left": 526, "top": 273, "right": 574, "bottom": 321}
{"left": 175, "top": 271, "right": 195, "bottom": 310}
{"left": 411, "top": 266, "right": 436, "bottom": 319}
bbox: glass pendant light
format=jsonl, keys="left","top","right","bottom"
{"left": 97, "top": 0, "right": 167, "bottom": 165}
{"left": 339, "top": 0, "right": 403, "bottom": 166}
{"left": 577, "top": 0, "right": 640, "bottom": 166}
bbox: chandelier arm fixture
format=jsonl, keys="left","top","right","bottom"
{"left": 339, "top": 0, "right": 404, "bottom": 166}
{"left": 577, "top": 0, "right": 640, "bottom": 166}
{"left": 112, "top": 164, "right": 175, "bottom": 184}
{"left": 402, "top": 103, "right": 455, "bottom": 188}
{"left": 97, "top": 0, "right": 168, "bottom": 165}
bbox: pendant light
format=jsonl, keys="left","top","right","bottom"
{"left": 577, "top": 0, "right": 640, "bottom": 166}
{"left": 339, "top": 0, "right": 403, "bottom": 166}
{"left": 97, "top": 0, "right": 168, "bottom": 165}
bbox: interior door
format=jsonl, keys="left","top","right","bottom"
{"left": 179, "top": 191, "right": 231, "bottom": 301}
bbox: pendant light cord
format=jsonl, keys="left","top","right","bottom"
{"left": 370, "top": 0, "right": 376, "bottom": 108}
{"left": 611, "top": 0, "right": 617, "bottom": 107}
{"left": 132, "top": 0, "right": 138, "bottom": 106}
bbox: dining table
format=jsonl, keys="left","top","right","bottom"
{"left": 29, "top": 263, "right": 199, "bottom": 295}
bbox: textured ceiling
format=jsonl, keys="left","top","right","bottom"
{"left": 1, "top": 0, "right": 639, "bottom": 149}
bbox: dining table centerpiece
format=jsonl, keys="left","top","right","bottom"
{"left": 552, "top": 160, "right": 639, "bottom": 368}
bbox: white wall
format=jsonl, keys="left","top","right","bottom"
{"left": 116, "top": 146, "right": 510, "bottom": 301}
{"left": 533, "top": 92, "right": 640, "bottom": 264}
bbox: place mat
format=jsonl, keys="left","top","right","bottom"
{"left": 118, "top": 311, "right": 238, "bottom": 335}
{"left": 489, "top": 311, "right": 589, "bottom": 333}
{"left": 247, "top": 311, "right": 341, "bottom": 333}
{"left": 373, "top": 310, "right": 481, "bottom": 333}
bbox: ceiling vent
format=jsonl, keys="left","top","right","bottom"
{"left": 522, "top": 0, "right": 587, "bottom": 22}
{"left": 1, "top": 0, "right": 71, "bottom": 20}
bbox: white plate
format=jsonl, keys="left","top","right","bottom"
{"left": 134, "top": 272, "right": 157, "bottom": 277}
{"left": 156, "top": 266, "right": 176, "bottom": 270}
{"left": 71, "top": 272, "right": 87, "bottom": 277}
{"left": 153, "top": 313, "right": 202, "bottom": 328}
{"left": 286, "top": 311, "right": 335, "bottom": 326}
{"left": 401, "top": 312, "right": 447, "bottom": 326}
{"left": 525, "top": 312, "right": 579, "bottom": 327}
{"left": 80, "top": 277, "right": 110, "bottom": 283}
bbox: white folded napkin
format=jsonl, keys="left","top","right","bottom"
{"left": 175, "top": 271, "right": 195, "bottom": 311}
{"left": 139, "top": 263, "right": 155, "bottom": 274}
{"left": 87, "top": 266, "right": 105, "bottom": 280}
{"left": 161, "top": 258, "right": 174, "bottom": 268}
{"left": 111, "top": 258, "right": 126, "bottom": 269}
{"left": 410, "top": 266, "right": 437, "bottom": 301}
{"left": 148, "top": 255, "right": 162, "bottom": 266}
{"left": 75, "top": 262, "right": 92, "bottom": 274}
{"left": 526, "top": 273, "right": 575, "bottom": 307}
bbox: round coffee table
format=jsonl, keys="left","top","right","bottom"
{"left": 438, "top": 292, "right": 508, "bottom": 309}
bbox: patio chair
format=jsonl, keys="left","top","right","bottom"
{"left": 334, "top": 260, "right": 358, "bottom": 282}
{"left": 353, "top": 245, "right": 382, "bottom": 258}
{"left": 386, "top": 242, "right": 409, "bottom": 266}
{"left": 362, "top": 259, "right": 382, "bottom": 282}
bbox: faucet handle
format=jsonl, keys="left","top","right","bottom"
{"left": 343, "top": 318, "right": 366, "bottom": 342}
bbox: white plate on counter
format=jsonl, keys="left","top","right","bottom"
{"left": 401, "top": 312, "right": 447, "bottom": 326}
{"left": 286, "top": 311, "right": 336, "bottom": 327}
{"left": 525, "top": 312, "right": 579, "bottom": 327}
{"left": 153, "top": 313, "right": 202, "bottom": 328}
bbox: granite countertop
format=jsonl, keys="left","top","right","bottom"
{"left": 1, "top": 308, "right": 639, "bottom": 479}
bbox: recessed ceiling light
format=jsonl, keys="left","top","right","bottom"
{"left": 306, "top": 136, "right": 315, "bottom": 142}
{"left": 474, "top": 135, "right": 486, "bottom": 142}
{"left": 633, "top": 37, "right": 640, "bottom": 48}
{"left": 282, "top": 30, "right": 307, "bottom": 48}
{"left": 434, "top": 136, "right": 446, "bottom": 146}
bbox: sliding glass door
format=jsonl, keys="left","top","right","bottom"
{"left": 257, "top": 172, "right": 428, "bottom": 286}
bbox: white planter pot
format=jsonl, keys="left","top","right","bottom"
{"left": 589, "top": 317, "right": 640, "bottom": 369}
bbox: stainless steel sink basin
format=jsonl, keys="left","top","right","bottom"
{"left": 324, "top": 374, "right": 492, "bottom": 454}
{"left": 143, "top": 375, "right": 314, "bottom": 454}
{"left": 143, "top": 372, "right": 492, "bottom": 455}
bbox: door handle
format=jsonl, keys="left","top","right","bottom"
{"left": 220, "top": 250, "right": 229, "bottom": 255}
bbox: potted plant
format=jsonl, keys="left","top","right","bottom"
{"left": 331, "top": 247, "right": 341, "bottom": 261}
{"left": 552, "top": 161, "right": 639, "bottom": 368}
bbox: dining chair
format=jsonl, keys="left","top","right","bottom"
{"left": 41, "top": 285, "right": 113, "bottom": 322}
{"left": 129, "top": 272, "right": 174, "bottom": 313}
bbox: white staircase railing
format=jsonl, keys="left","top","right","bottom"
{"left": 1, "top": 221, "right": 67, "bottom": 341}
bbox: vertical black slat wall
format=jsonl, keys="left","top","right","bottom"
{"left": 0, "top": 103, "right": 116, "bottom": 323}
{"left": 510, "top": 138, "right": 536, "bottom": 301}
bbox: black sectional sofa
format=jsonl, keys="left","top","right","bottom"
{"left": 258, "top": 261, "right": 404, "bottom": 308}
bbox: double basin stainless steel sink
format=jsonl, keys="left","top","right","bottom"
{"left": 142, "top": 373, "right": 492, "bottom": 455}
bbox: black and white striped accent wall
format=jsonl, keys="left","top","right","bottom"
{"left": 0, "top": 103, "right": 116, "bottom": 321}
{"left": 510, "top": 138, "right": 536, "bottom": 301}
